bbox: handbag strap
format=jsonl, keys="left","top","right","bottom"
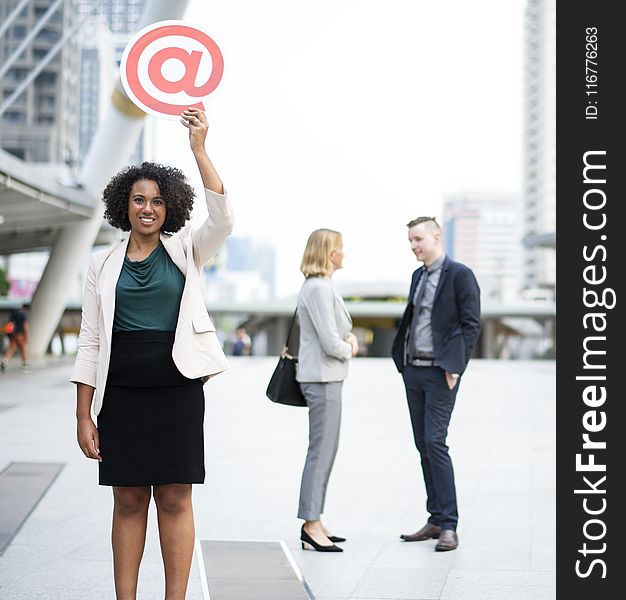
{"left": 283, "top": 308, "right": 298, "bottom": 355}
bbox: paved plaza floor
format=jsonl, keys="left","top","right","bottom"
{"left": 0, "top": 357, "right": 555, "bottom": 599}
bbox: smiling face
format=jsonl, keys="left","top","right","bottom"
{"left": 408, "top": 221, "right": 442, "bottom": 267}
{"left": 127, "top": 179, "right": 166, "bottom": 238}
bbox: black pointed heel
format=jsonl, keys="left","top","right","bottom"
{"left": 328, "top": 535, "right": 346, "bottom": 543}
{"left": 300, "top": 525, "right": 343, "bottom": 552}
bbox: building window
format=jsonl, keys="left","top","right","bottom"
{"left": 4, "top": 111, "right": 25, "bottom": 123}
{"left": 3, "top": 147, "right": 26, "bottom": 159}
{"left": 11, "top": 25, "right": 27, "bottom": 37}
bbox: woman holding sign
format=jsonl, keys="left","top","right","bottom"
{"left": 71, "top": 108, "right": 232, "bottom": 600}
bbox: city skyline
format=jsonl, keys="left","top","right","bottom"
{"left": 0, "top": 0, "right": 554, "bottom": 306}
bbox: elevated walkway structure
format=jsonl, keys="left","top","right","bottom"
{"left": 204, "top": 298, "right": 556, "bottom": 358}
{"left": 0, "top": 149, "right": 116, "bottom": 253}
{"left": 1, "top": 297, "right": 556, "bottom": 359}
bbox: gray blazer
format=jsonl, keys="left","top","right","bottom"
{"left": 296, "top": 276, "right": 353, "bottom": 383}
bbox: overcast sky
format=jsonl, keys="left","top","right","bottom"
{"left": 149, "top": 0, "right": 526, "bottom": 298}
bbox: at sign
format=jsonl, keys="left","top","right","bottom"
{"left": 120, "top": 20, "right": 224, "bottom": 119}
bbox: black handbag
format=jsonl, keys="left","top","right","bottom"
{"left": 266, "top": 310, "right": 307, "bottom": 407}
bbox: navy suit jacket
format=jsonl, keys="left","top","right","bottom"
{"left": 391, "top": 256, "right": 481, "bottom": 375}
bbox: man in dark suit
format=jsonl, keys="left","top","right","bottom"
{"left": 392, "top": 216, "right": 481, "bottom": 551}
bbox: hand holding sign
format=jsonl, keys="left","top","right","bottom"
{"left": 180, "top": 107, "right": 209, "bottom": 153}
{"left": 121, "top": 20, "right": 224, "bottom": 119}
{"left": 178, "top": 107, "right": 224, "bottom": 194}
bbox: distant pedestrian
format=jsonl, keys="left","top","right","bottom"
{"left": 392, "top": 217, "right": 481, "bottom": 551}
{"left": 296, "top": 229, "right": 358, "bottom": 552}
{"left": 71, "top": 108, "right": 233, "bottom": 599}
{"left": 232, "top": 326, "right": 251, "bottom": 355}
{"left": 1, "top": 303, "right": 30, "bottom": 373}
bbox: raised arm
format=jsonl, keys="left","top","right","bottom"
{"left": 181, "top": 107, "right": 223, "bottom": 193}
{"left": 180, "top": 108, "right": 234, "bottom": 266}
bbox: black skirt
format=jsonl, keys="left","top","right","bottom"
{"left": 97, "top": 330, "right": 205, "bottom": 486}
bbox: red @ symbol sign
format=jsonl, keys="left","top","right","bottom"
{"left": 120, "top": 20, "right": 224, "bottom": 119}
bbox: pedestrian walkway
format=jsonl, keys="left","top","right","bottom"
{"left": 0, "top": 358, "right": 555, "bottom": 599}
{"left": 0, "top": 462, "right": 64, "bottom": 554}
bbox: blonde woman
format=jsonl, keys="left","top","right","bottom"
{"left": 296, "top": 228, "right": 358, "bottom": 552}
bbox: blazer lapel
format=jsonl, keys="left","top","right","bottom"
{"left": 432, "top": 257, "right": 450, "bottom": 305}
{"left": 100, "top": 241, "right": 127, "bottom": 342}
{"left": 161, "top": 231, "right": 188, "bottom": 275}
{"left": 405, "top": 267, "right": 424, "bottom": 316}
{"left": 336, "top": 290, "right": 352, "bottom": 328}
{"left": 410, "top": 267, "right": 424, "bottom": 299}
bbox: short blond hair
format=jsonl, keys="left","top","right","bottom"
{"left": 300, "top": 228, "right": 342, "bottom": 278}
{"left": 406, "top": 216, "right": 440, "bottom": 233}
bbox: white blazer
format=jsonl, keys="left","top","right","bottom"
{"left": 70, "top": 188, "right": 234, "bottom": 416}
{"left": 296, "top": 276, "right": 353, "bottom": 383}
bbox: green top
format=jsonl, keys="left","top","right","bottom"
{"left": 113, "top": 243, "right": 185, "bottom": 332}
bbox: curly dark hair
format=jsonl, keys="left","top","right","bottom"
{"left": 102, "top": 162, "right": 196, "bottom": 233}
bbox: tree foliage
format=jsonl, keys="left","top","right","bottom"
{"left": 0, "top": 267, "right": 10, "bottom": 297}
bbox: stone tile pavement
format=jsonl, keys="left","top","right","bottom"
{"left": 0, "top": 357, "right": 555, "bottom": 599}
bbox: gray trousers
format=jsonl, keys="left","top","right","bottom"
{"left": 298, "top": 381, "right": 343, "bottom": 520}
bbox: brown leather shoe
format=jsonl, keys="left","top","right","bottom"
{"left": 434, "top": 530, "right": 458, "bottom": 551}
{"left": 400, "top": 523, "right": 442, "bottom": 542}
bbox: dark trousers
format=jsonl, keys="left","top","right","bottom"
{"left": 402, "top": 365, "right": 460, "bottom": 531}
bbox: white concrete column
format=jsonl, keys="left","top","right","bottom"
{"left": 28, "top": 218, "right": 105, "bottom": 358}
{"left": 27, "top": 0, "right": 191, "bottom": 358}
{"left": 480, "top": 319, "right": 497, "bottom": 359}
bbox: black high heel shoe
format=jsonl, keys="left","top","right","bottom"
{"left": 300, "top": 525, "right": 343, "bottom": 552}
{"left": 328, "top": 535, "right": 346, "bottom": 543}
